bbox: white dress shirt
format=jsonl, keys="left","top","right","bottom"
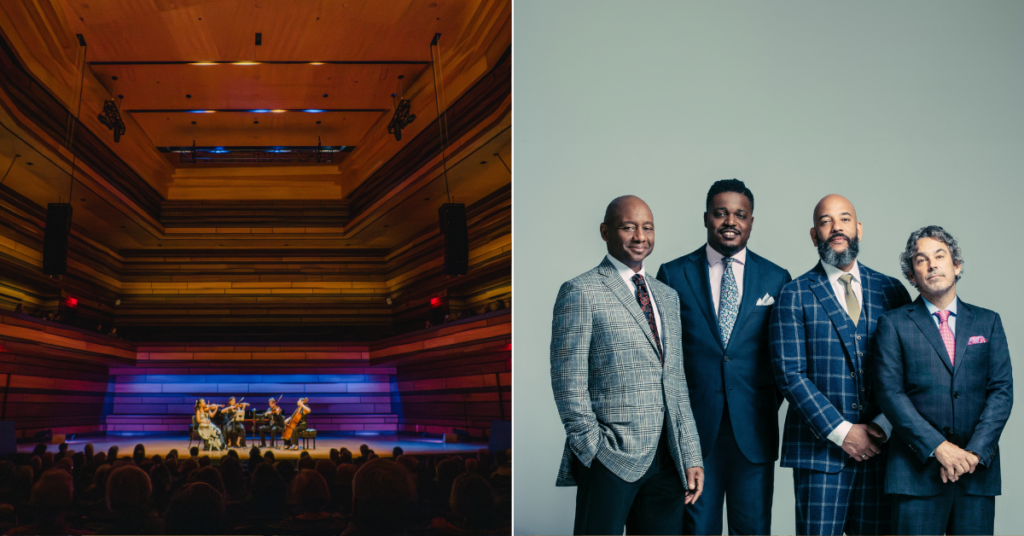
{"left": 706, "top": 244, "right": 746, "bottom": 316}
{"left": 818, "top": 261, "right": 893, "bottom": 446}
{"left": 606, "top": 254, "right": 663, "bottom": 350}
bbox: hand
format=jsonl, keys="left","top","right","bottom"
{"left": 934, "top": 441, "right": 972, "bottom": 482}
{"left": 865, "top": 422, "right": 887, "bottom": 443}
{"left": 841, "top": 424, "right": 882, "bottom": 461}
{"left": 965, "top": 451, "right": 981, "bottom": 474}
{"left": 684, "top": 467, "right": 704, "bottom": 505}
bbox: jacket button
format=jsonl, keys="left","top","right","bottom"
{"left": 723, "top": 356, "right": 730, "bottom": 362}
{"left": 953, "top": 391, "right": 960, "bottom": 398}
{"left": 851, "top": 403, "right": 857, "bottom": 409}
{"left": 859, "top": 368, "right": 864, "bottom": 374}
{"left": 717, "top": 388, "right": 723, "bottom": 395}
{"left": 858, "top": 404, "right": 864, "bottom": 410}
{"left": 856, "top": 335, "right": 861, "bottom": 340}
{"left": 860, "top": 386, "right": 865, "bottom": 392}
{"left": 851, "top": 372, "right": 856, "bottom": 379}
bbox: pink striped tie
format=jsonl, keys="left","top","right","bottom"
{"left": 935, "top": 310, "right": 955, "bottom": 366}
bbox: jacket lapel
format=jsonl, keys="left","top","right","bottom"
{"left": 726, "top": 251, "right": 765, "bottom": 352}
{"left": 907, "top": 297, "right": 954, "bottom": 375}
{"left": 599, "top": 258, "right": 661, "bottom": 360}
{"left": 807, "top": 263, "right": 858, "bottom": 366}
{"left": 682, "top": 250, "right": 724, "bottom": 350}
{"left": 952, "top": 299, "right": 975, "bottom": 378}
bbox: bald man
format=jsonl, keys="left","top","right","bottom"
{"left": 551, "top": 195, "right": 703, "bottom": 535}
{"left": 770, "top": 194, "right": 911, "bottom": 535}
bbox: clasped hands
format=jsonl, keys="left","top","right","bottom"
{"left": 934, "top": 441, "right": 980, "bottom": 483}
{"left": 840, "top": 423, "right": 886, "bottom": 461}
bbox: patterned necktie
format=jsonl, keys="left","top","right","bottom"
{"left": 631, "top": 273, "right": 663, "bottom": 362}
{"left": 718, "top": 257, "right": 739, "bottom": 346}
{"left": 838, "top": 274, "right": 860, "bottom": 327}
{"left": 935, "top": 310, "right": 955, "bottom": 365}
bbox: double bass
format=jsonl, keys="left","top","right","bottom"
{"left": 281, "top": 397, "right": 310, "bottom": 441}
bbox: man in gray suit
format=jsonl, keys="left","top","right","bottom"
{"left": 551, "top": 195, "right": 704, "bottom": 535}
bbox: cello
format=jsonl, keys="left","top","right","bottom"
{"left": 281, "top": 397, "right": 310, "bottom": 442}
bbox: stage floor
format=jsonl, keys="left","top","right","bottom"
{"left": 18, "top": 433, "right": 488, "bottom": 460}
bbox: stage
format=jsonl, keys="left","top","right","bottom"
{"left": 17, "top": 433, "right": 490, "bottom": 460}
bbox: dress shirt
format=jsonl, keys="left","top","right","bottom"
{"left": 606, "top": 254, "right": 663, "bottom": 350}
{"left": 706, "top": 244, "right": 746, "bottom": 316}
{"left": 818, "top": 260, "right": 893, "bottom": 447}
{"left": 924, "top": 295, "right": 958, "bottom": 337}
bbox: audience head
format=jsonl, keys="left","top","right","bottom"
{"left": 92, "top": 464, "right": 113, "bottom": 489}
{"left": 248, "top": 463, "right": 287, "bottom": 512}
{"left": 350, "top": 459, "right": 416, "bottom": 533}
{"left": 338, "top": 448, "right": 352, "bottom": 465}
{"left": 395, "top": 454, "right": 419, "bottom": 474}
{"left": 314, "top": 459, "right": 337, "bottom": 484}
{"left": 393, "top": 446, "right": 404, "bottom": 458}
{"left": 29, "top": 469, "right": 74, "bottom": 522}
{"left": 84, "top": 443, "right": 94, "bottom": 458}
{"left": 132, "top": 443, "right": 146, "bottom": 464}
{"left": 465, "top": 458, "right": 479, "bottom": 474}
{"left": 262, "top": 451, "right": 275, "bottom": 464}
{"left": 198, "top": 455, "right": 211, "bottom": 468}
{"left": 274, "top": 460, "right": 296, "bottom": 486}
{"left": 189, "top": 446, "right": 199, "bottom": 458}
{"left": 359, "top": 444, "right": 369, "bottom": 457}
{"left": 292, "top": 469, "right": 331, "bottom": 514}
{"left": 298, "top": 456, "right": 315, "bottom": 472}
{"left": 329, "top": 448, "right": 339, "bottom": 463}
{"left": 450, "top": 472, "right": 497, "bottom": 530}
{"left": 177, "top": 458, "right": 199, "bottom": 480}
{"left": 107, "top": 445, "right": 119, "bottom": 461}
{"left": 189, "top": 466, "right": 225, "bottom": 494}
{"left": 106, "top": 465, "right": 152, "bottom": 514}
{"left": 93, "top": 452, "right": 106, "bottom": 466}
{"left": 164, "top": 482, "right": 226, "bottom": 535}
{"left": 32, "top": 443, "right": 47, "bottom": 458}
{"left": 57, "top": 442, "right": 68, "bottom": 453}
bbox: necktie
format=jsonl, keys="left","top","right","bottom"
{"left": 718, "top": 257, "right": 739, "bottom": 346}
{"left": 935, "top": 310, "right": 955, "bottom": 365}
{"left": 838, "top": 274, "right": 860, "bottom": 327}
{"left": 631, "top": 274, "right": 663, "bottom": 362}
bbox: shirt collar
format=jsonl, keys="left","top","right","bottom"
{"left": 821, "top": 259, "right": 861, "bottom": 286}
{"left": 924, "top": 295, "right": 958, "bottom": 317}
{"left": 705, "top": 244, "right": 747, "bottom": 268}
{"left": 606, "top": 253, "right": 646, "bottom": 281}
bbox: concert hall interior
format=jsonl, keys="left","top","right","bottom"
{"left": 0, "top": 0, "right": 511, "bottom": 458}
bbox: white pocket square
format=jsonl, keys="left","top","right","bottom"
{"left": 755, "top": 293, "right": 775, "bottom": 306}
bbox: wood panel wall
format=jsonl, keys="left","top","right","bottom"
{"left": 0, "top": 309, "right": 510, "bottom": 438}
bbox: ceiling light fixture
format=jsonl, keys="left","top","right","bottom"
{"left": 387, "top": 75, "right": 416, "bottom": 141}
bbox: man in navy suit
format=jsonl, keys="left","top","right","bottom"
{"left": 875, "top": 226, "right": 1012, "bottom": 535}
{"left": 771, "top": 194, "right": 912, "bottom": 535}
{"left": 657, "top": 179, "right": 791, "bottom": 535}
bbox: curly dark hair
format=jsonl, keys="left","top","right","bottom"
{"left": 898, "top": 225, "right": 964, "bottom": 287}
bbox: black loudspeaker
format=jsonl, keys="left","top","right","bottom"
{"left": 43, "top": 203, "right": 73, "bottom": 275}
{"left": 438, "top": 203, "right": 468, "bottom": 275}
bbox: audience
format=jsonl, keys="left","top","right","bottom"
{"left": 0, "top": 440, "right": 511, "bottom": 535}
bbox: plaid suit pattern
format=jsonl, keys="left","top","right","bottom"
{"left": 551, "top": 258, "right": 703, "bottom": 486}
{"left": 771, "top": 262, "right": 911, "bottom": 473}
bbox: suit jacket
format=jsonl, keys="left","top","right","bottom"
{"left": 875, "top": 297, "right": 1013, "bottom": 496}
{"left": 551, "top": 257, "right": 703, "bottom": 486}
{"left": 770, "top": 262, "right": 911, "bottom": 473}
{"left": 656, "top": 247, "right": 791, "bottom": 463}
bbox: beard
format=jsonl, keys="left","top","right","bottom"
{"left": 817, "top": 232, "right": 860, "bottom": 268}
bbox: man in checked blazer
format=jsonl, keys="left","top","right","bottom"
{"left": 875, "top": 226, "right": 1012, "bottom": 535}
{"left": 770, "top": 194, "right": 912, "bottom": 535}
{"left": 657, "top": 179, "right": 791, "bottom": 535}
{"left": 551, "top": 195, "right": 704, "bottom": 535}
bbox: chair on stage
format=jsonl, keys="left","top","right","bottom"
{"left": 188, "top": 415, "right": 201, "bottom": 449}
{"left": 297, "top": 429, "right": 317, "bottom": 450}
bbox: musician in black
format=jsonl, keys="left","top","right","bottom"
{"left": 259, "top": 397, "right": 285, "bottom": 448}
{"left": 283, "top": 397, "right": 311, "bottom": 450}
{"left": 223, "top": 397, "right": 249, "bottom": 448}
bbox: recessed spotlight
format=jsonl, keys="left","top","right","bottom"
{"left": 111, "top": 76, "right": 118, "bottom": 81}
{"left": 424, "top": 197, "right": 430, "bottom": 201}
{"left": 27, "top": 162, "right": 33, "bottom": 166}
{"left": 117, "top": 94, "right": 123, "bottom": 99}
{"left": 186, "top": 94, "right": 192, "bottom": 98}
{"left": 80, "top": 198, "right": 86, "bottom": 202}
{"left": 253, "top": 120, "right": 259, "bottom": 124}
{"left": 316, "top": 120, "right": 321, "bottom": 125}
{"left": 323, "top": 94, "right": 328, "bottom": 97}
{"left": 480, "top": 161, "right": 487, "bottom": 165}
{"left": 383, "top": 225, "right": 389, "bottom": 228}
{"left": 191, "top": 121, "right": 197, "bottom": 125}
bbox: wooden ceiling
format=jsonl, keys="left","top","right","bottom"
{"left": 0, "top": 1, "right": 510, "bottom": 339}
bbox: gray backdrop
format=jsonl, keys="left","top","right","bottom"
{"left": 513, "top": 1, "right": 1024, "bottom": 534}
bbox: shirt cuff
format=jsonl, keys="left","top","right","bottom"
{"left": 872, "top": 413, "right": 893, "bottom": 443}
{"left": 827, "top": 421, "right": 853, "bottom": 447}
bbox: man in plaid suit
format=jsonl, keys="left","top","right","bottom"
{"left": 770, "top": 194, "right": 911, "bottom": 535}
{"left": 875, "top": 226, "right": 1012, "bottom": 535}
{"left": 551, "top": 195, "right": 704, "bottom": 535}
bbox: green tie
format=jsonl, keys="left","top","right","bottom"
{"left": 838, "top": 273, "right": 860, "bottom": 327}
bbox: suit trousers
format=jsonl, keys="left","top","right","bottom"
{"left": 259, "top": 423, "right": 281, "bottom": 446}
{"left": 892, "top": 486, "right": 995, "bottom": 536}
{"left": 684, "top": 408, "right": 773, "bottom": 535}
{"left": 793, "top": 454, "right": 889, "bottom": 536}
{"left": 572, "top": 419, "right": 685, "bottom": 536}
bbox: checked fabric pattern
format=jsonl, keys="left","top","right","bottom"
{"left": 632, "top": 273, "right": 663, "bottom": 361}
{"left": 718, "top": 257, "right": 739, "bottom": 346}
{"left": 935, "top": 310, "right": 955, "bottom": 366}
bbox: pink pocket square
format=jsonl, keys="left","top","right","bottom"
{"left": 968, "top": 335, "right": 988, "bottom": 345}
